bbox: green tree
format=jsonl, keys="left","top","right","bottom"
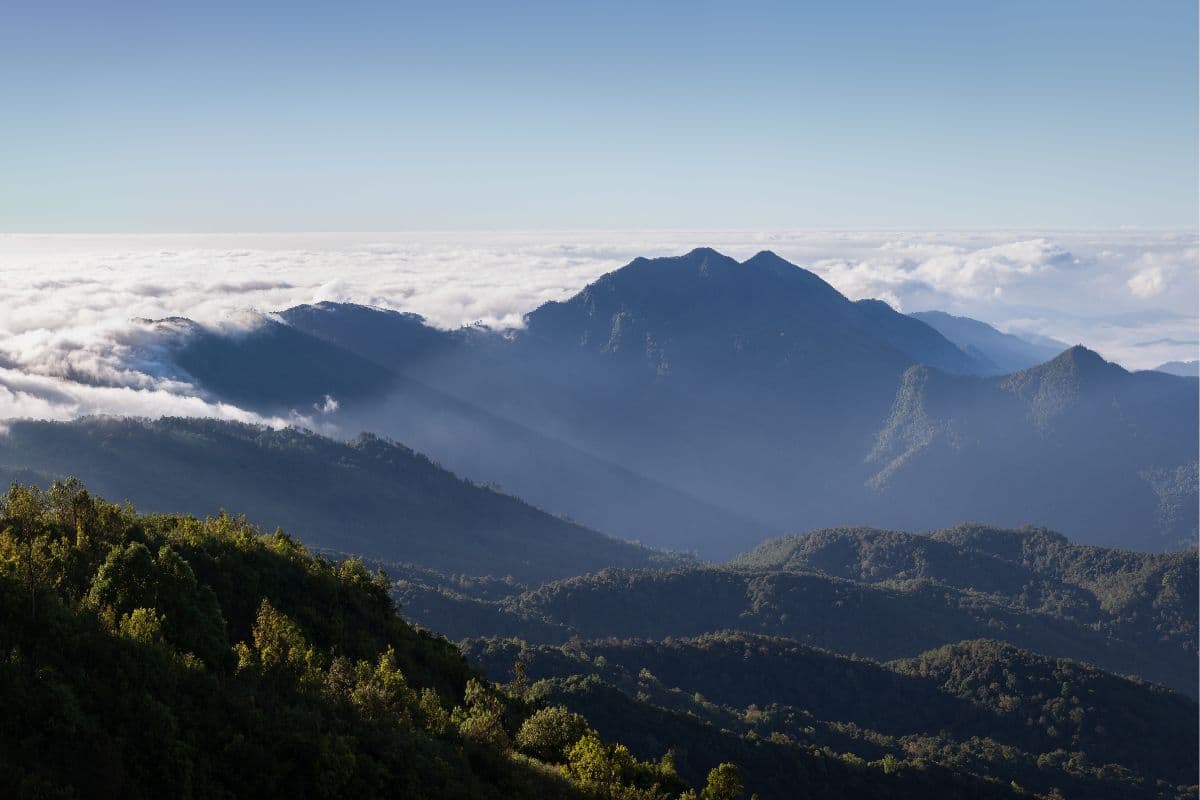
{"left": 511, "top": 657, "right": 529, "bottom": 699}
{"left": 566, "top": 734, "right": 628, "bottom": 794}
{"left": 237, "top": 598, "right": 323, "bottom": 690}
{"left": 458, "top": 677, "right": 511, "bottom": 750}
{"left": 350, "top": 646, "right": 416, "bottom": 727}
{"left": 87, "top": 542, "right": 158, "bottom": 615}
{"left": 516, "top": 705, "right": 592, "bottom": 762}
{"left": 700, "top": 763, "right": 743, "bottom": 800}
{"left": 47, "top": 476, "right": 92, "bottom": 542}
{"left": 3, "top": 483, "right": 48, "bottom": 618}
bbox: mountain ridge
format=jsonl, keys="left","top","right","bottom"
{"left": 910, "top": 310, "right": 1067, "bottom": 374}
{"left": 0, "top": 416, "right": 670, "bottom": 582}
{"left": 9, "top": 248, "right": 1193, "bottom": 555}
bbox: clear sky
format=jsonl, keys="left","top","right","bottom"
{"left": 2, "top": 0, "right": 1196, "bottom": 231}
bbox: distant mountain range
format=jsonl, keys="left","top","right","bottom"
{"left": 1155, "top": 359, "right": 1199, "bottom": 377}
{"left": 909, "top": 309, "right": 1067, "bottom": 373}
{"left": 866, "top": 346, "right": 1198, "bottom": 547}
{"left": 7, "top": 248, "right": 1195, "bottom": 557}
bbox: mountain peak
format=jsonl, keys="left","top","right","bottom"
{"left": 998, "top": 344, "right": 1129, "bottom": 422}
{"left": 518, "top": 249, "right": 987, "bottom": 377}
{"left": 744, "top": 249, "right": 785, "bottom": 263}
{"left": 527, "top": 248, "right": 839, "bottom": 331}
{"left": 1010, "top": 345, "right": 1128, "bottom": 387}
{"left": 1048, "top": 344, "right": 1125, "bottom": 376}
{"left": 740, "top": 249, "right": 801, "bottom": 275}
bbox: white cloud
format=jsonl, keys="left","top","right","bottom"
{"left": 1123, "top": 247, "right": 1197, "bottom": 302}
{"left": 0, "top": 229, "right": 1194, "bottom": 427}
{"left": 0, "top": 365, "right": 302, "bottom": 428}
{"left": 1128, "top": 266, "right": 1166, "bottom": 298}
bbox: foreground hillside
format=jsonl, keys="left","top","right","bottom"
{"left": 0, "top": 482, "right": 687, "bottom": 799}
{"left": 0, "top": 417, "right": 668, "bottom": 582}
{"left": 391, "top": 524, "right": 1198, "bottom": 695}
{"left": 1, "top": 481, "right": 1038, "bottom": 799}
{"left": 465, "top": 634, "right": 1197, "bottom": 800}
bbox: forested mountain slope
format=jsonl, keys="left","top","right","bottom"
{"left": 0, "top": 481, "right": 1046, "bottom": 800}
{"left": 867, "top": 348, "right": 1198, "bottom": 548}
{"left": 464, "top": 634, "right": 1197, "bottom": 800}
{"left": 0, "top": 417, "right": 666, "bottom": 582}
{"left": 0, "top": 481, "right": 722, "bottom": 799}
{"left": 390, "top": 524, "right": 1198, "bottom": 695}
{"left": 735, "top": 524, "right": 1197, "bottom": 658}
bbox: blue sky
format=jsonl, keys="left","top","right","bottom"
{"left": 2, "top": 1, "right": 1196, "bottom": 231}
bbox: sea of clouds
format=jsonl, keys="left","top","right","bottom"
{"left": 0, "top": 230, "right": 1195, "bottom": 428}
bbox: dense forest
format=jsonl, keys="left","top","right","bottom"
{"left": 390, "top": 523, "right": 1198, "bottom": 798}
{"left": 0, "top": 480, "right": 733, "bottom": 799}
{"left": 4, "top": 479, "right": 1105, "bottom": 799}
{"left": 3, "top": 480, "right": 1196, "bottom": 798}
{"left": 465, "top": 634, "right": 1197, "bottom": 800}
{"left": 390, "top": 525, "right": 1198, "bottom": 696}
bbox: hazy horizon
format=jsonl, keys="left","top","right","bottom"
{"left": 0, "top": 228, "right": 1194, "bottom": 431}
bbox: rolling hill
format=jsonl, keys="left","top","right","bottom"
{"left": 463, "top": 634, "right": 1197, "bottom": 800}
{"left": 390, "top": 523, "right": 1197, "bottom": 695}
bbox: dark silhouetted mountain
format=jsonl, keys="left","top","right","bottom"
{"left": 166, "top": 302, "right": 773, "bottom": 556}
{"left": 0, "top": 417, "right": 670, "bottom": 582}
{"left": 521, "top": 248, "right": 982, "bottom": 376}
{"left": 278, "top": 301, "right": 458, "bottom": 371}
{"left": 137, "top": 251, "right": 1195, "bottom": 556}
{"left": 910, "top": 310, "right": 1067, "bottom": 374}
{"left": 868, "top": 347, "right": 1198, "bottom": 548}
{"left": 434, "top": 249, "right": 990, "bottom": 551}
{"left": 1154, "top": 359, "right": 1199, "bottom": 377}
{"left": 167, "top": 314, "right": 397, "bottom": 411}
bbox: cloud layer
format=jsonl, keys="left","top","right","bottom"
{"left": 1, "top": 230, "right": 1195, "bottom": 426}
